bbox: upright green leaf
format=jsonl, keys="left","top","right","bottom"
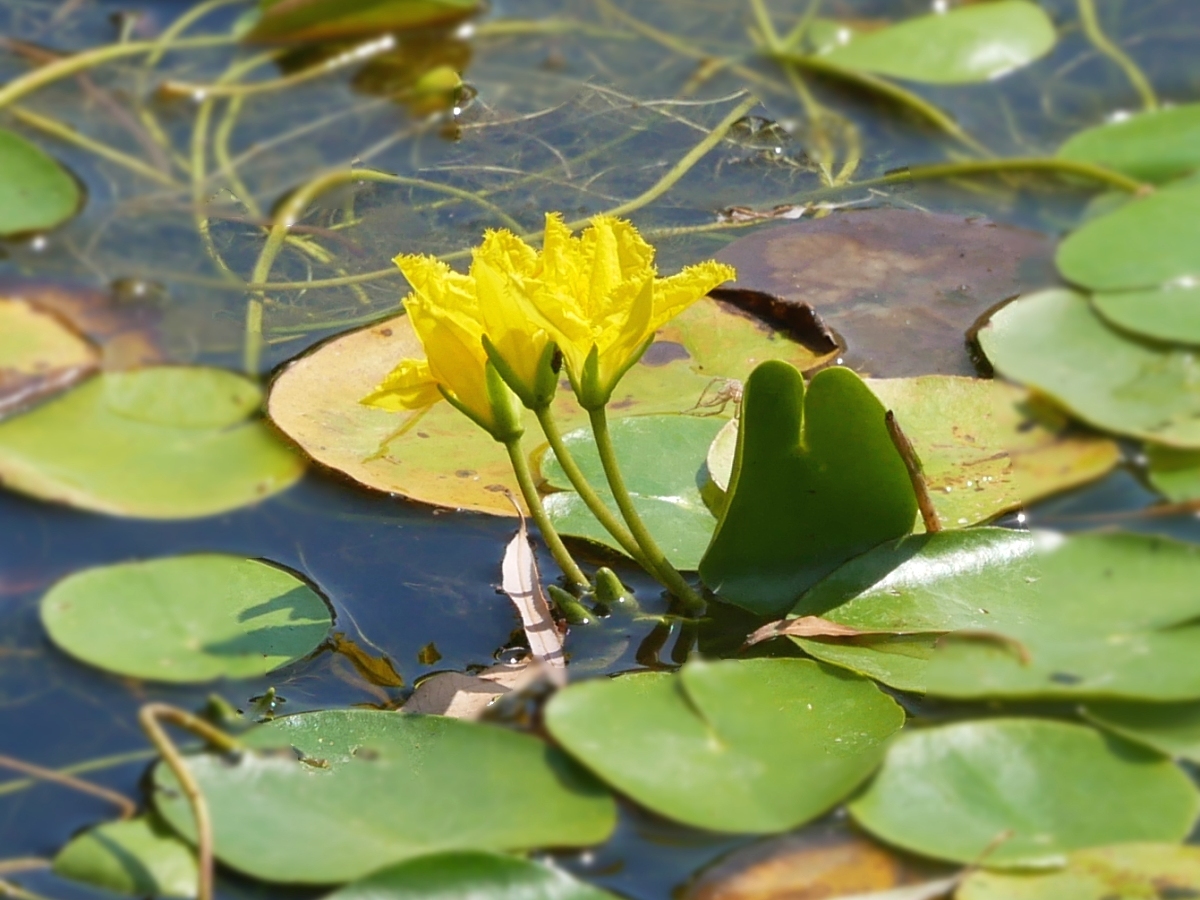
{"left": 850, "top": 719, "right": 1199, "bottom": 867}
{"left": 0, "top": 128, "right": 82, "bottom": 236}
{"left": 819, "top": 1, "right": 1056, "bottom": 84}
{"left": 1058, "top": 103, "right": 1200, "bottom": 184}
{"left": 699, "top": 361, "right": 916, "bottom": 616}
{"left": 544, "top": 658, "right": 904, "bottom": 834}
{"left": 153, "top": 709, "right": 615, "bottom": 884}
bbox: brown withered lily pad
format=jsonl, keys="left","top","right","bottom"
{"left": 714, "top": 208, "right": 1057, "bottom": 377}
{"left": 0, "top": 298, "right": 98, "bottom": 420}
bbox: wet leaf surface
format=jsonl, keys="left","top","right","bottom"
{"left": 700, "top": 362, "right": 916, "bottom": 617}
{"left": 819, "top": 1, "right": 1056, "bottom": 85}
{"left": 326, "top": 851, "right": 621, "bottom": 900}
{"left": 977, "top": 289, "right": 1200, "bottom": 447}
{"left": 850, "top": 719, "right": 1199, "bottom": 868}
{"left": 153, "top": 708, "right": 616, "bottom": 884}
{"left": 40, "top": 554, "right": 331, "bottom": 682}
{"left": 1091, "top": 284, "right": 1200, "bottom": 345}
{"left": 713, "top": 209, "right": 1057, "bottom": 377}
{"left": 544, "top": 658, "right": 904, "bottom": 834}
{"left": 1057, "top": 180, "right": 1200, "bottom": 292}
{"left": 956, "top": 843, "right": 1200, "bottom": 900}
{"left": 0, "top": 297, "right": 97, "bottom": 419}
{"left": 1057, "top": 103, "right": 1200, "bottom": 184}
{"left": 0, "top": 128, "right": 82, "bottom": 236}
{"left": 0, "top": 367, "right": 305, "bottom": 517}
{"left": 792, "top": 529, "right": 1200, "bottom": 700}
{"left": 541, "top": 415, "right": 727, "bottom": 570}
{"left": 52, "top": 814, "right": 197, "bottom": 899}
{"left": 681, "top": 828, "right": 955, "bottom": 900}
{"left": 708, "top": 376, "right": 1120, "bottom": 530}
{"left": 267, "top": 299, "right": 823, "bottom": 516}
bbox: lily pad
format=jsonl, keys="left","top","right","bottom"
{"left": 958, "top": 844, "right": 1200, "bottom": 900}
{"left": 267, "top": 298, "right": 825, "bottom": 517}
{"left": 1092, "top": 285, "right": 1200, "bottom": 345}
{"left": 327, "top": 851, "right": 620, "bottom": 900}
{"left": 792, "top": 529, "right": 1200, "bottom": 700}
{"left": 1058, "top": 103, "right": 1200, "bottom": 184}
{"left": 0, "top": 297, "right": 97, "bottom": 419}
{"left": 243, "top": 0, "right": 477, "bottom": 43}
{"left": 699, "top": 362, "right": 917, "bottom": 617}
{"left": 152, "top": 709, "right": 615, "bottom": 884}
{"left": 1146, "top": 444, "right": 1200, "bottom": 501}
{"left": 714, "top": 209, "right": 1056, "bottom": 377}
{"left": 52, "top": 815, "right": 197, "bottom": 899}
{"left": 707, "top": 376, "right": 1120, "bottom": 530}
{"left": 540, "top": 415, "right": 726, "bottom": 570}
{"left": 0, "top": 128, "right": 82, "bottom": 236}
{"left": 1084, "top": 701, "right": 1200, "bottom": 764}
{"left": 40, "top": 554, "right": 332, "bottom": 683}
{"left": 849, "top": 719, "right": 1199, "bottom": 868}
{"left": 0, "top": 366, "right": 305, "bottom": 517}
{"left": 818, "top": 1, "right": 1056, "bottom": 84}
{"left": 1057, "top": 180, "right": 1200, "bottom": 292}
{"left": 544, "top": 658, "right": 904, "bottom": 833}
{"left": 976, "top": 289, "right": 1200, "bottom": 447}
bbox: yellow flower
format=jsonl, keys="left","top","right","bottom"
{"left": 360, "top": 253, "right": 525, "bottom": 441}
{"left": 529, "top": 214, "right": 737, "bottom": 409}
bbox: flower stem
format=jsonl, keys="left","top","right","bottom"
{"left": 587, "top": 407, "right": 705, "bottom": 613}
{"left": 503, "top": 437, "right": 590, "bottom": 590}
{"left": 534, "top": 407, "right": 653, "bottom": 572}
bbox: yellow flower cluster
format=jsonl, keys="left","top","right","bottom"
{"left": 363, "top": 214, "right": 736, "bottom": 438}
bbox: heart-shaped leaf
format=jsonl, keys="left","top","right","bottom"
{"left": 850, "top": 719, "right": 1199, "bottom": 867}
{"left": 0, "top": 128, "right": 82, "bottom": 236}
{"left": 544, "top": 658, "right": 904, "bottom": 834}
{"left": 699, "top": 361, "right": 916, "bottom": 616}
{"left": 1057, "top": 103, "right": 1200, "bottom": 184}
{"left": 1084, "top": 700, "right": 1200, "bottom": 764}
{"left": 52, "top": 815, "right": 197, "bottom": 899}
{"left": 1091, "top": 285, "right": 1200, "bottom": 345}
{"left": 818, "top": 0, "right": 1056, "bottom": 84}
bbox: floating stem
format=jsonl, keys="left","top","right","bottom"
{"left": 0, "top": 755, "right": 135, "bottom": 818}
{"left": 588, "top": 407, "right": 704, "bottom": 613}
{"left": 503, "top": 437, "right": 590, "bottom": 590}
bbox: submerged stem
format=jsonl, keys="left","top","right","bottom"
{"left": 534, "top": 407, "right": 652, "bottom": 572}
{"left": 503, "top": 437, "right": 590, "bottom": 590}
{"left": 1076, "top": 0, "right": 1157, "bottom": 111}
{"left": 587, "top": 407, "right": 704, "bottom": 613}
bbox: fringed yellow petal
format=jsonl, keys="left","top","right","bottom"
{"left": 360, "top": 358, "right": 442, "bottom": 411}
{"left": 650, "top": 260, "right": 737, "bottom": 331}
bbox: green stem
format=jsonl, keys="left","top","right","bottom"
{"left": 587, "top": 407, "right": 704, "bottom": 613}
{"left": 503, "top": 438, "right": 590, "bottom": 590}
{"left": 1077, "top": 0, "right": 1157, "bottom": 111}
{"left": 534, "top": 407, "right": 652, "bottom": 572}
{"left": 856, "top": 156, "right": 1149, "bottom": 195}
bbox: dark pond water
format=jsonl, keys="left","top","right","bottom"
{"left": 3, "top": 0, "right": 1200, "bottom": 896}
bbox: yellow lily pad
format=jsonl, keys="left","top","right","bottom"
{"left": 0, "top": 297, "right": 98, "bottom": 419}
{"left": 267, "top": 298, "right": 829, "bottom": 516}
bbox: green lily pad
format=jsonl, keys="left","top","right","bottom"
{"left": 540, "top": 415, "right": 726, "bottom": 571}
{"left": 544, "top": 658, "right": 904, "bottom": 834}
{"left": 52, "top": 815, "right": 197, "bottom": 899}
{"left": 707, "top": 376, "right": 1120, "bottom": 530}
{"left": 0, "top": 297, "right": 98, "bottom": 419}
{"left": 1084, "top": 701, "right": 1200, "bottom": 764}
{"left": 699, "top": 362, "right": 917, "bottom": 617}
{"left": 1146, "top": 444, "right": 1200, "bottom": 501}
{"left": 0, "top": 367, "right": 305, "bottom": 517}
{"left": 792, "top": 529, "right": 1200, "bottom": 700}
{"left": 819, "top": 0, "right": 1056, "bottom": 84}
{"left": 849, "top": 719, "right": 1199, "bottom": 868}
{"left": 242, "top": 0, "right": 478, "bottom": 43}
{"left": 267, "top": 298, "right": 827, "bottom": 518}
{"left": 40, "top": 554, "right": 332, "bottom": 683}
{"left": 0, "top": 128, "right": 82, "bottom": 236}
{"left": 976, "top": 289, "right": 1200, "bottom": 448}
{"left": 153, "top": 709, "right": 615, "bottom": 884}
{"left": 958, "top": 843, "right": 1200, "bottom": 900}
{"left": 1058, "top": 103, "right": 1200, "bottom": 184}
{"left": 327, "top": 851, "right": 620, "bottom": 900}
{"left": 1057, "top": 180, "right": 1200, "bottom": 292}
{"left": 1092, "top": 285, "right": 1200, "bottom": 345}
